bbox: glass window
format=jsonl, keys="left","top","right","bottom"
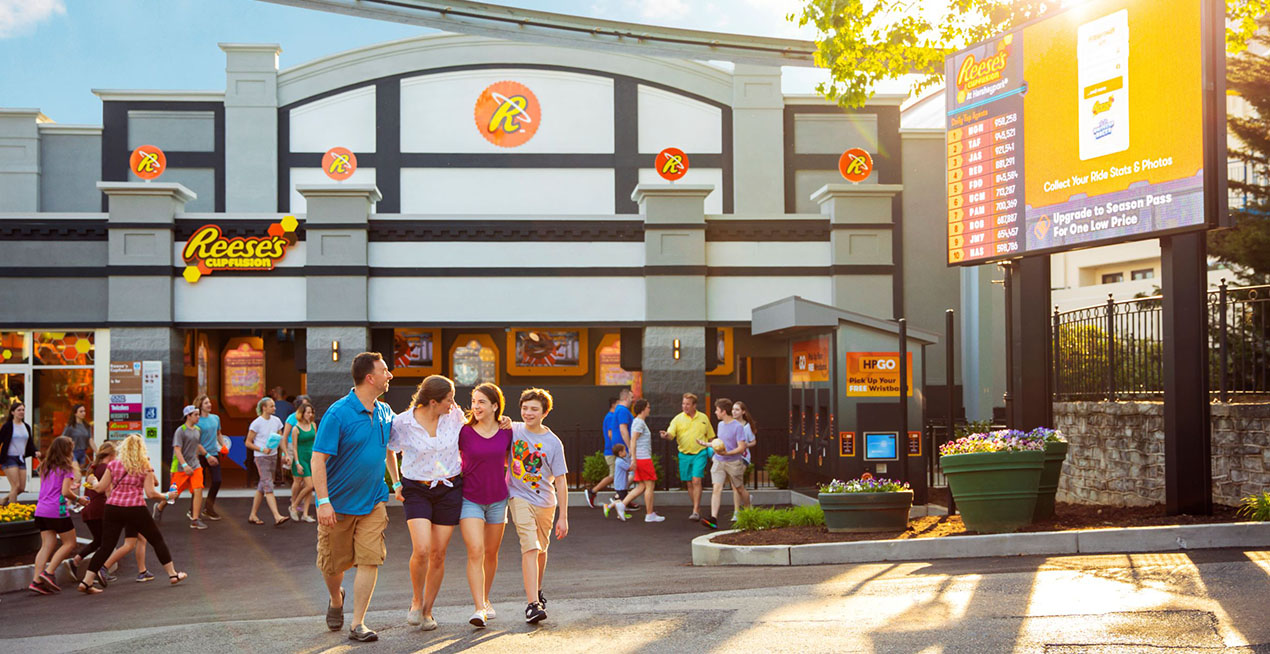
{"left": 1131, "top": 269, "right": 1155, "bottom": 280}
{"left": 33, "top": 332, "right": 95, "bottom": 366}
{"left": 451, "top": 337, "right": 498, "bottom": 387}
{"left": 33, "top": 368, "right": 94, "bottom": 462}
{"left": 1101, "top": 273, "right": 1125, "bottom": 284}
{"left": 0, "top": 332, "right": 27, "bottom": 364}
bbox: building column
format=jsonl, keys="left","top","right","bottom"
{"left": 633, "top": 183, "right": 711, "bottom": 424}
{"left": 730, "top": 65, "right": 784, "bottom": 214}
{"left": 0, "top": 109, "right": 41, "bottom": 212}
{"left": 813, "top": 183, "right": 903, "bottom": 319}
{"left": 99, "top": 182, "right": 195, "bottom": 477}
{"left": 220, "top": 43, "right": 280, "bottom": 213}
{"left": 297, "top": 184, "right": 379, "bottom": 414}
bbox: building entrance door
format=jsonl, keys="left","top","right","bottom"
{"left": 0, "top": 368, "right": 32, "bottom": 495}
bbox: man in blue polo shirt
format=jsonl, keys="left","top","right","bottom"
{"left": 312, "top": 352, "right": 400, "bottom": 643}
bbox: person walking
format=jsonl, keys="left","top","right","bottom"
{"left": 271, "top": 387, "right": 295, "bottom": 424}
{"left": 1, "top": 401, "right": 34, "bottom": 505}
{"left": 659, "top": 393, "right": 714, "bottom": 521}
{"left": 700, "top": 398, "right": 751, "bottom": 529}
{"left": 78, "top": 434, "right": 188, "bottom": 594}
{"left": 508, "top": 388, "right": 569, "bottom": 624}
{"left": 586, "top": 389, "right": 634, "bottom": 508}
{"left": 62, "top": 404, "right": 93, "bottom": 469}
{"left": 584, "top": 397, "right": 617, "bottom": 507}
{"left": 287, "top": 401, "right": 318, "bottom": 523}
{"left": 247, "top": 397, "right": 289, "bottom": 527}
{"left": 28, "top": 436, "right": 87, "bottom": 595}
{"left": 153, "top": 405, "right": 208, "bottom": 529}
{"left": 458, "top": 383, "right": 512, "bottom": 628}
{"left": 193, "top": 394, "right": 227, "bottom": 521}
{"left": 70, "top": 442, "right": 115, "bottom": 581}
{"left": 732, "top": 400, "right": 759, "bottom": 517}
{"left": 312, "top": 352, "right": 396, "bottom": 642}
{"left": 610, "top": 398, "right": 663, "bottom": 522}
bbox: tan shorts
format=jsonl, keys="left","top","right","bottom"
{"left": 316, "top": 502, "right": 388, "bottom": 576}
{"left": 604, "top": 454, "right": 616, "bottom": 478}
{"left": 508, "top": 497, "right": 555, "bottom": 554}
{"left": 711, "top": 459, "right": 747, "bottom": 489}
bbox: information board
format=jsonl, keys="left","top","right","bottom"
{"left": 945, "top": 0, "right": 1222, "bottom": 265}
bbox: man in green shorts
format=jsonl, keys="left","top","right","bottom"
{"left": 660, "top": 393, "right": 714, "bottom": 521}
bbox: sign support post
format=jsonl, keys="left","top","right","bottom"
{"left": 897, "top": 319, "right": 908, "bottom": 486}
{"left": 1162, "top": 232, "right": 1212, "bottom": 515}
{"left": 1009, "top": 255, "right": 1053, "bottom": 431}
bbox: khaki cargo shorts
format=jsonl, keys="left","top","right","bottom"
{"left": 509, "top": 497, "right": 555, "bottom": 554}
{"left": 711, "top": 459, "right": 747, "bottom": 489}
{"left": 316, "top": 501, "right": 388, "bottom": 576}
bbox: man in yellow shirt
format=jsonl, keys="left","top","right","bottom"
{"left": 660, "top": 393, "right": 715, "bottom": 521}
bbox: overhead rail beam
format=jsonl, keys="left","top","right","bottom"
{"left": 258, "top": 0, "right": 819, "bottom": 67}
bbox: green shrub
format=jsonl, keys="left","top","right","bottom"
{"left": 1238, "top": 491, "right": 1270, "bottom": 522}
{"left": 744, "top": 462, "right": 755, "bottom": 485}
{"left": 765, "top": 454, "right": 790, "bottom": 489}
{"left": 734, "top": 504, "right": 824, "bottom": 531}
{"left": 955, "top": 420, "right": 994, "bottom": 439}
{"left": 582, "top": 451, "right": 609, "bottom": 486}
{"left": 651, "top": 453, "right": 665, "bottom": 481}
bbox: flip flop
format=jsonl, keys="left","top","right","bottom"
{"left": 248, "top": 517, "right": 265, "bottom": 525}
{"left": 274, "top": 516, "right": 291, "bottom": 527}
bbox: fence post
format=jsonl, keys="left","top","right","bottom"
{"left": 1219, "top": 278, "right": 1229, "bottom": 403}
{"left": 1105, "top": 294, "right": 1116, "bottom": 402}
{"left": 1052, "top": 306, "right": 1061, "bottom": 400}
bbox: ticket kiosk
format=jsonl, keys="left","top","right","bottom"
{"left": 752, "top": 296, "right": 938, "bottom": 503}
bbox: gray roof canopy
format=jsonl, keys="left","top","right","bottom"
{"left": 751, "top": 296, "right": 940, "bottom": 344}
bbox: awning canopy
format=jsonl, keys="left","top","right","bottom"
{"left": 751, "top": 296, "right": 940, "bottom": 345}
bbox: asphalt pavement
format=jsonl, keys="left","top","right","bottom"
{"left": 3, "top": 497, "right": 1270, "bottom": 653}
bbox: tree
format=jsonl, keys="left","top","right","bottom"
{"left": 792, "top": 0, "right": 1270, "bottom": 110}
{"left": 1211, "top": 15, "right": 1270, "bottom": 282}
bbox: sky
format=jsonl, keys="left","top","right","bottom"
{"left": 0, "top": 0, "right": 838, "bottom": 125}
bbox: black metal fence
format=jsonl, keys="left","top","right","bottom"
{"left": 1053, "top": 280, "right": 1270, "bottom": 401}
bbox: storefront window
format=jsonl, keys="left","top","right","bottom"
{"left": 451, "top": 335, "right": 498, "bottom": 386}
{"left": 0, "top": 332, "right": 27, "bottom": 364}
{"left": 0, "top": 373, "right": 25, "bottom": 416}
{"left": 33, "top": 368, "right": 94, "bottom": 461}
{"left": 33, "top": 332, "right": 95, "bottom": 366}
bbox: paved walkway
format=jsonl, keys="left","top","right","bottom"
{"left": 3, "top": 498, "right": 1270, "bottom": 653}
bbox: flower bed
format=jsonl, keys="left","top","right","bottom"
{"left": 818, "top": 476, "right": 913, "bottom": 533}
{"left": 0, "top": 504, "right": 39, "bottom": 558}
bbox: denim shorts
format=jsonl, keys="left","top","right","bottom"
{"left": 460, "top": 496, "right": 508, "bottom": 524}
{"left": 0, "top": 455, "right": 23, "bottom": 470}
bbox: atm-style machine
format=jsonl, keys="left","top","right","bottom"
{"left": 752, "top": 296, "right": 937, "bottom": 503}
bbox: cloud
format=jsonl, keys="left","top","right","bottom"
{"left": 0, "top": 0, "right": 65, "bottom": 38}
{"left": 637, "top": 0, "right": 690, "bottom": 21}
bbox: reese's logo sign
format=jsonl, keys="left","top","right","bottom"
{"left": 474, "top": 81, "right": 540, "bottom": 148}
{"left": 180, "top": 218, "right": 298, "bottom": 283}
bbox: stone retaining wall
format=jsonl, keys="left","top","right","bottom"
{"left": 1053, "top": 401, "right": 1270, "bottom": 507}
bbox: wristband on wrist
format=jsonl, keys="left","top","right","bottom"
{"left": 316, "top": 497, "right": 331, "bottom": 507}
{"left": 392, "top": 481, "right": 402, "bottom": 491}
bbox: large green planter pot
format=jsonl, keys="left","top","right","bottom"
{"left": 941, "top": 449, "right": 1044, "bottom": 534}
{"left": 819, "top": 490, "right": 914, "bottom": 533}
{"left": 1034, "top": 441, "right": 1070, "bottom": 521}
{"left": 0, "top": 519, "right": 41, "bottom": 558}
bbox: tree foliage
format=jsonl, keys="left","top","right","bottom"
{"left": 1211, "top": 15, "right": 1270, "bottom": 282}
{"left": 793, "top": 0, "right": 1270, "bottom": 109}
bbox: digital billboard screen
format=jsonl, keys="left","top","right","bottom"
{"left": 945, "top": 0, "right": 1222, "bottom": 266}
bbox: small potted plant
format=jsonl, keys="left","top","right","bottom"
{"left": 817, "top": 474, "right": 913, "bottom": 533}
{"left": 939, "top": 430, "right": 1044, "bottom": 533}
{"left": 1028, "top": 427, "right": 1068, "bottom": 521}
{"left": 0, "top": 502, "right": 39, "bottom": 558}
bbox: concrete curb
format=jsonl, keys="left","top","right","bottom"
{"left": 692, "top": 521, "right": 1270, "bottom": 566}
{"left": 0, "top": 558, "right": 80, "bottom": 594}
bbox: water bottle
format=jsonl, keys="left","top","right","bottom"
{"left": 167, "top": 483, "right": 177, "bottom": 505}
{"left": 70, "top": 478, "right": 85, "bottom": 512}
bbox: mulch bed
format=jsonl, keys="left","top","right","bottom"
{"left": 713, "top": 502, "right": 1245, "bottom": 547}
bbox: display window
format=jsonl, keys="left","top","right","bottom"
{"left": 0, "top": 332, "right": 27, "bottom": 364}
{"left": 33, "top": 331, "right": 94, "bottom": 366}
{"left": 450, "top": 334, "right": 498, "bottom": 386}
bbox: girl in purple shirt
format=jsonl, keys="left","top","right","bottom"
{"left": 30, "top": 436, "right": 88, "bottom": 595}
{"left": 458, "top": 383, "right": 512, "bottom": 628}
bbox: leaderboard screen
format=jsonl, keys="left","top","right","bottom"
{"left": 945, "top": 0, "right": 1214, "bottom": 266}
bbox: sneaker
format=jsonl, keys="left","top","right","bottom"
{"left": 348, "top": 624, "right": 378, "bottom": 642}
{"left": 730, "top": 513, "right": 738, "bottom": 523}
{"left": 584, "top": 488, "right": 596, "bottom": 508}
{"left": 302, "top": 514, "right": 317, "bottom": 523}
{"left": 289, "top": 506, "right": 301, "bottom": 522}
{"left": 99, "top": 570, "right": 117, "bottom": 584}
{"left": 688, "top": 512, "right": 700, "bottom": 521}
{"left": 644, "top": 512, "right": 666, "bottom": 523}
{"left": 538, "top": 590, "right": 547, "bottom": 608}
{"left": 469, "top": 610, "right": 487, "bottom": 628}
{"left": 420, "top": 615, "right": 438, "bottom": 631}
{"left": 525, "top": 602, "right": 547, "bottom": 624}
{"left": 190, "top": 519, "right": 209, "bottom": 530}
{"left": 407, "top": 608, "right": 422, "bottom": 626}
{"left": 626, "top": 502, "right": 642, "bottom": 511}
{"left": 136, "top": 571, "right": 155, "bottom": 583}
{"left": 185, "top": 510, "right": 193, "bottom": 520}
{"left": 701, "top": 515, "right": 719, "bottom": 529}
{"left": 484, "top": 602, "right": 496, "bottom": 620}
{"left": 614, "top": 500, "right": 627, "bottom": 521}
{"left": 203, "top": 507, "right": 222, "bottom": 521}
{"left": 602, "top": 502, "right": 612, "bottom": 519}
{"left": 152, "top": 503, "right": 163, "bottom": 522}
{"left": 27, "top": 581, "right": 52, "bottom": 595}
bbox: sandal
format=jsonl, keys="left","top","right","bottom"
{"left": 169, "top": 571, "right": 187, "bottom": 585}
{"left": 274, "top": 516, "right": 291, "bottom": 527}
{"left": 77, "top": 580, "right": 102, "bottom": 595}
{"left": 248, "top": 517, "right": 265, "bottom": 525}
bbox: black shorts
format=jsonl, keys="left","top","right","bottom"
{"left": 33, "top": 516, "right": 75, "bottom": 534}
{"left": 401, "top": 476, "right": 463, "bottom": 526}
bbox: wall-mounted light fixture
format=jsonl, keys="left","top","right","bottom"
{"left": 331, "top": 340, "right": 340, "bottom": 362}
{"left": 673, "top": 338, "right": 681, "bottom": 360}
